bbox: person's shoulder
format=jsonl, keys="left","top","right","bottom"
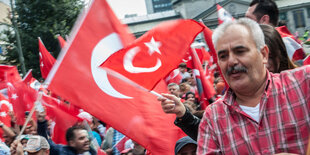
{"left": 278, "top": 65, "right": 310, "bottom": 81}
{"left": 204, "top": 98, "right": 229, "bottom": 117}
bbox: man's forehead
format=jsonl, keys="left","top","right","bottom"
{"left": 216, "top": 25, "right": 251, "bottom": 48}
{"left": 74, "top": 129, "right": 88, "bottom": 136}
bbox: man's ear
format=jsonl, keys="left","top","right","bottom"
{"left": 259, "top": 15, "right": 270, "bottom": 25}
{"left": 260, "top": 45, "right": 269, "bottom": 65}
{"left": 68, "top": 140, "right": 75, "bottom": 147}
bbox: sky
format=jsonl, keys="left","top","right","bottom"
{"left": 106, "top": 0, "right": 147, "bottom": 19}
{"left": 1, "top": 0, "right": 147, "bottom": 20}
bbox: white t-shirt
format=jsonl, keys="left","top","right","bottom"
{"left": 239, "top": 104, "right": 260, "bottom": 122}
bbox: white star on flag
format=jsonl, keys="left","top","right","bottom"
{"left": 41, "top": 62, "right": 44, "bottom": 67}
{"left": 144, "top": 37, "right": 162, "bottom": 55}
{"left": 11, "top": 93, "right": 18, "bottom": 100}
{"left": 0, "top": 112, "right": 7, "bottom": 117}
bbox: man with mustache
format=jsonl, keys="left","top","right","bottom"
{"left": 161, "top": 18, "right": 310, "bottom": 154}
{"left": 199, "top": 18, "right": 310, "bottom": 154}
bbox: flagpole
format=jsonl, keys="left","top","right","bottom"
{"left": 16, "top": 91, "right": 43, "bottom": 139}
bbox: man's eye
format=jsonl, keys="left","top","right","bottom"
{"left": 219, "top": 54, "right": 227, "bottom": 59}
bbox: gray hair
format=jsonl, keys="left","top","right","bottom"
{"left": 168, "top": 83, "right": 179, "bottom": 90}
{"left": 212, "top": 18, "right": 265, "bottom": 51}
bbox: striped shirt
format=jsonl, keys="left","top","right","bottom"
{"left": 197, "top": 65, "right": 310, "bottom": 154}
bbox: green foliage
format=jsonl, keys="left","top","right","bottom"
{"left": 1, "top": 0, "right": 84, "bottom": 79}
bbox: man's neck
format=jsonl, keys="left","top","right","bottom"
{"left": 235, "top": 76, "right": 267, "bottom": 107}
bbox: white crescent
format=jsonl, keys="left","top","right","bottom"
{"left": 0, "top": 100, "right": 13, "bottom": 111}
{"left": 91, "top": 33, "right": 132, "bottom": 99}
{"left": 123, "top": 46, "right": 161, "bottom": 73}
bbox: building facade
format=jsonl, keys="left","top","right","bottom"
{"left": 127, "top": 0, "right": 310, "bottom": 38}
{"left": 145, "top": 0, "right": 173, "bottom": 14}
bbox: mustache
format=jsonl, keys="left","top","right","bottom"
{"left": 226, "top": 65, "right": 248, "bottom": 75}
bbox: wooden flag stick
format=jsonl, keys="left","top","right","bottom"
{"left": 16, "top": 91, "right": 43, "bottom": 139}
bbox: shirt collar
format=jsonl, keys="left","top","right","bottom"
{"left": 222, "top": 69, "right": 272, "bottom": 107}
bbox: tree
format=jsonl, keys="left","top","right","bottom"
{"left": 1, "top": 0, "right": 84, "bottom": 79}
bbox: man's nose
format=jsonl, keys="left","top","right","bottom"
{"left": 227, "top": 53, "right": 238, "bottom": 67}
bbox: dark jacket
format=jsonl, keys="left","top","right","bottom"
{"left": 174, "top": 108, "right": 201, "bottom": 141}
{"left": 37, "top": 120, "right": 97, "bottom": 155}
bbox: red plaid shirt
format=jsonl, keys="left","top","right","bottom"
{"left": 197, "top": 65, "right": 310, "bottom": 154}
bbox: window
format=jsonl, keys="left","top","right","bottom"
{"left": 293, "top": 9, "right": 305, "bottom": 28}
{"left": 279, "top": 12, "right": 287, "bottom": 21}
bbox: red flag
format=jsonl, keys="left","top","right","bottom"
{"left": 42, "top": 94, "right": 81, "bottom": 144}
{"left": 165, "top": 69, "right": 182, "bottom": 84}
{"left": 0, "top": 93, "right": 12, "bottom": 127}
{"left": 190, "top": 48, "right": 216, "bottom": 109}
{"left": 38, "top": 38, "right": 56, "bottom": 79}
{"left": 276, "top": 26, "right": 306, "bottom": 61}
{"left": 97, "top": 148, "right": 107, "bottom": 155}
{"left": 46, "top": 0, "right": 181, "bottom": 154}
{"left": 7, "top": 82, "right": 37, "bottom": 125}
{"left": 0, "top": 93, "right": 12, "bottom": 139}
{"left": 114, "top": 136, "right": 130, "bottom": 152}
{"left": 182, "top": 47, "right": 207, "bottom": 69}
{"left": 101, "top": 20, "right": 203, "bottom": 90}
{"left": 0, "top": 65, "right": 22, "bottom": 89}
{"left": 217, "top": 4, "right": 234, "bottom": 24}
{"left": 57, "top": 35, "right": 67, "bottom": 49}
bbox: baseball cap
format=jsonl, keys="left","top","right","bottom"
{"left": 174, "top": 136, "right": 197, "bottom": 155}
{"left": 24, "top": 135, "right": 50, "bottom": 153}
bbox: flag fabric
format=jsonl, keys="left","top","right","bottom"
{"left": 46, "top": 0, "right": 182, "bottom": 154}
{"left": 182, "top": 47, "right": 207, "bottom": 69}
{"left": 7, "top": 81, "right": 37, "bottom": 125}
{"left": 41, "top": 94, "right": 81, "bottom": 145}
{"left": 216, "top": 4, "right": 234, "bottom": 24}
{"left": 190, "top": 48, "right": 216, "bottom": 109}
{"left": 101, "top": 19, "right": 203, "bottom": 90}
{"left": 164, "top": 69, "right": 182, "bottom": 85}
{"left": 276, "top": 26, "right": 306, "bottom": 61}
{"left": 114, "top": 136, "right": 130, "bottom": 153}
{"left": 0, "top": 93, "right": 12, "bottom": 127}
{"left": 0, "top": 93, "right": 12, "bottom": 139}
{"left": 57, "top": 35, "right": 67, "bottom": 49}
{"left": 38, "top": 38, "right": 56, "bottom": 79}
{"left": 22, "top": 69, "right": 42, "bottom": 91}
{"left": 0, "top": 65, "right": 22, "bottom": 89}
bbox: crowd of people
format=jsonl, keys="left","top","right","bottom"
{"left": 0, "top": 0, "right": 309, "bottom": 154}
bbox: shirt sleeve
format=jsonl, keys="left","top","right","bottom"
{"left": 174, "top": 108, "right": 200, "bottom": 141}
{"left": 197, "top": 106, "right": 221, "bottom": 154}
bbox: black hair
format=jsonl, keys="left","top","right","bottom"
{"left": 184, "top": 91, "right": 195, "bottom": 100}
{"left": 250, "top": 0, "right": 279, "bottom": 26}
{"left": 65, "top": 124, "right": 87, "bottom": 142}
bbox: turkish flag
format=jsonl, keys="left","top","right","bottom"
{"left": 46, "top": 0, "right": 181, "bottom": 154}
{"left": 0, "top": 93, "right": 12, "bottom": 127}
{"left": 217, "top": 4, "right": 234, "bottom": 24}
{"left": 7, "top": 81, "right": 37, "bottom": 125}
{"left": 182, "top": 47, "right": 207, "bottom": 69}
{"left": 0, "top": 65, "right": 22, "bottom": 89}
{"left": 0, "top": 93, "right": 12, "bottom": 139}
{"left": 57, "top": 35, "right": 67, "bottom": 49}
{"left": 42, "top": 94, "right": 81, "bottom": 145}
{"left": 276, "top": 26, "right": 306, "bottom": 61}
{"left": 190, "top": 48, "right": 216, "bottom": 109}
{"left": 165, "top": 69, "right": 182, "bottom": 84}
{"left": 38, "top": 38, "right": 56, "bottom": 79}
{"left": 101, "top": 19, "right": 203, "bottom": 90}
